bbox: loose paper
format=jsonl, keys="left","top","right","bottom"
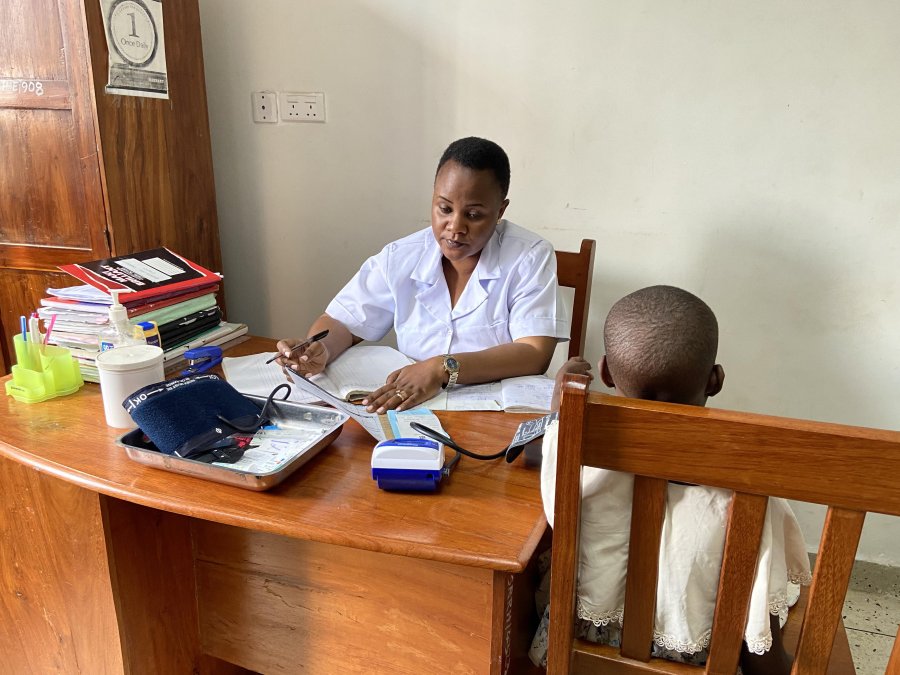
{"left": 212, "top": 428, "right": 324, "bottom": 474}
{"left": 387, "top": 408, "right": 447, "bottom": 440}
{"left": 285, "top": 369, "right": 390, "bottom": 441}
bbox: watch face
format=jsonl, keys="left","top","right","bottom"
{"left": 445, "top": 357, "right": 460, "bottom": 371}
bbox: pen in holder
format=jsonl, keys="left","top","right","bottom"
{"left": 5, "top": 334, "right": 84, "bottom": 404}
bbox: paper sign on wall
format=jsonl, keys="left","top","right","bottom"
{"left": 100, "top": 0, "right": 169, "bottom": 99}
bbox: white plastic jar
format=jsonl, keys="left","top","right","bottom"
{"left": 96, "top": 345, "right": 165, "bottom": 428}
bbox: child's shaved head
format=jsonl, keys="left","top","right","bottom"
{"left": 603, "top": 285, "right": 719, "bottom": 404}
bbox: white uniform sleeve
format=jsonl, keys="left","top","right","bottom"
{"left": 325, "top": 249, "right": 396, "bottom": 342}
{"left": 508, "top": 241, "right": 571, "bottom": 342}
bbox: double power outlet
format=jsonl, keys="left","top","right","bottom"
{"left": 251, "top": 91, "right": 325, "bottom": 124}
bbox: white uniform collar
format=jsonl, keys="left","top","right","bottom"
{"left": 409, "top": 221, "right": 506, "bottom": 322}
{"left": 410, "top": 220, "right": 506, "bottom": 285}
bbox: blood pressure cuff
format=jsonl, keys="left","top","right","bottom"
{"left": 125, "top": 374, "right": 261, "bottom": 457}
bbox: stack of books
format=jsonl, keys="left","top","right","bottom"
{"left": 40, "top": 248, "right": 248, "bottom": 381}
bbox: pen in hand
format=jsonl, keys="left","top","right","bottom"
{"left": 265, "top": 329, "right": 329, "bottom": 365}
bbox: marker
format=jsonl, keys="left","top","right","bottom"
{"left": 28, "top": 313, "right": 43, "bottom": 371}
{"left": 265, "top": 329, "right": 329, "bottom": 365}
{"left": 43, "top": 314, "right": 57, "bottom": 346}
{"left": 20, "top": 315, "right": 27, "bottom": 342}
{"left": 28, "top": 313, "right": 40, "bottom": 345}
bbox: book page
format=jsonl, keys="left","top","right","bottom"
{"left": 222, "top": 345, "right": 411, "bottom": 406}
{"left": 323, "top": 345, "right": 414, "bottom": 399}
{"left": 440, "top": 382, "right": 504, "bottom": 411}
{"left": 285, "top": 369, "right": 388, "bottom": 441}
{"left": 222, "top": 352, "right": 320, "bottom": 404}
{"left": 499, "top": 375, "right": 555, "bottom": 413}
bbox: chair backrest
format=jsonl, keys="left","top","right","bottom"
{"left": 547, "top": 375, "right": 900, "bottom": 674}
{"left": 555, "top": 239, "right": 596, "bottom": 360}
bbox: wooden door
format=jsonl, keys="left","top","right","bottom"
{"left": 0, "top": 0, "right": 224, "bottom": 374}
{"left": 0, "top": 0, "right": 110, "bottom": 372}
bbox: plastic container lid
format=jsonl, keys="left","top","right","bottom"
{"left": 96, "top": 344, "right": 164, "bottom": 372}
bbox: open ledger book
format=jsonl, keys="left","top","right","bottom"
{"left": 425, "top": 376, "right": 554, "bottom": 413}
{"left": 311, "top": 346, "right": 413, "bottom": 402}
{"left": 222, "top": 345, "right": 555, "bottom": 413}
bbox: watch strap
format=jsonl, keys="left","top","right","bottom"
{"left": 441, "top": 354, "right": 459, "bottom": 389}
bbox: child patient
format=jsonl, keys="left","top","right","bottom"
{"left": 530, "top": 285, "right": 811, "bottom": 674}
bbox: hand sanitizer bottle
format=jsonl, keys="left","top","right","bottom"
{"left": 99, "top": 290, "right": 141, "bottom": 351}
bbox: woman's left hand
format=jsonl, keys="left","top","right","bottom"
{"left": 363, "top": 358, "right": 445, "bottom": 413}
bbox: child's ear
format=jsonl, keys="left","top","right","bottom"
{"left": 706, "top": 364, "right": 725, "bottom": 397}
{"left": 599, "top": 355, "right": 616, "bottom": 389}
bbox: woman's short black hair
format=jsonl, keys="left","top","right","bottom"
{"left": 436, "top": 137, "right": 511, "bottom": 198}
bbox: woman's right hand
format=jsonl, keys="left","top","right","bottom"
{"left": 274, "top": 338, "right": 330, "bottom": 377}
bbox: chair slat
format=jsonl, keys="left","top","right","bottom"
{"left": 547, "top": 377, "right": 591, "bottom": 674}
{"left": 781, "top": 587, "right": 857, "bottom": 675}
{"left": 550, "top": 379, "right": 891, "bottom": 675}
{"left": 792, "top": 507, "right": 865, "bottom": 674}
{"left": 621, "top": 476, "right": 668, "bottom": 661}
{"left": 582, "top": 394, "right": 900, "bottom": 516}
{"left": 705, "top": 492, "right": 768, "bottom": 675}
{"left": 572, "top": 640, "right": 703, "bottom": 675}
{"left": 572, "top": 639, "right": 701, "bottom": 674}
{"left": 886, "top": 627, "right": 900, "bottom": 674}
{"left": 555, "top": 239, "right": 595, "bottom": 359}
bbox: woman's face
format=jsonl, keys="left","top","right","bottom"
{"left": 431, "top": 160, "right": 509, "bottom": 268}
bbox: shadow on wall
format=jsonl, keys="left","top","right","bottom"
{"left": 694, "top": 213, "right": 869, "bottom": 426}
{"left": 205, "top": 1, "right": 444, "bottom": 338}
{"left": 545, "top": 207, "right": 878, "bottom": 431}
{"left": 577, "top": 211, "right": 899, "bottom": 564}
{"left": 694, "top": 211, "right": 900, "bottom": 564}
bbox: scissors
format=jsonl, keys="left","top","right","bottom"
{"left": 181, "top": 345, "right": 223, "bottom": 376}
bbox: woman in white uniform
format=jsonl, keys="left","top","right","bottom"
{"left": 275, "top": 137, "right": 570, "bottom": 413}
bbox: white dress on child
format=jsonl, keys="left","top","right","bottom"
{"left": 538, "top": 419, "right": 812, "bottom": 658}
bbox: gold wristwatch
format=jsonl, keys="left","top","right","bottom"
{"left": 441, "top": 354, "right": 460, "bottom": 389}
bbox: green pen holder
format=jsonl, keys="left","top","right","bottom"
{"left": 5, "top": 334, "right": 84, "bottom": 404}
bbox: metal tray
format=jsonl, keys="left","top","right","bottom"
{"left": 116, "top": 395, "right": 348, "bottom": 490}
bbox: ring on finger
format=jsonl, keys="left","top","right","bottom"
{"left": 394, "top": 389, "right": 408, "bottom": 401}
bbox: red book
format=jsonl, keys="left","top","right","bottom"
{"left": 59, "top": 248, "right": 221, "bottom": 304}
{"left": 44, "top": 285, "right": 219, "bottom": 314}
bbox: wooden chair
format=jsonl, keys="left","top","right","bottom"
{"left": 555, "top": 239, "right": 596, "bottom": 359}
{"left": 547, "top": 376, "right": 900, "bottom": 674}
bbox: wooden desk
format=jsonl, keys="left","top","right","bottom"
{"left": 0, "top": 337, "right": 548, "bottom": 674}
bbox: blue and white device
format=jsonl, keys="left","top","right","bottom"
{"left": 371, "top": 437, "right": 444, "bottom": 491}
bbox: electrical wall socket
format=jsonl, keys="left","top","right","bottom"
{"left": 251, "top": 91, "right": 278, "bottom": 123}
{"left": 279, "top": 92, "right": 326, "bottom": 123}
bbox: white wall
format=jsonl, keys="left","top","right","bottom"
{"left": 198, "top": 0, "right": 900, "bottom": 564}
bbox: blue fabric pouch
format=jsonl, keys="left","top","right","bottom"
{"left": 124, "top": 374, "right": 261, "bottom": 457}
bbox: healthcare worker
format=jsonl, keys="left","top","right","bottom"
{"left": 275, "top": 137, "right": 570, "bottom": 413}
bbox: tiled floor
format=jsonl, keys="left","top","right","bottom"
{"left": 840, "top": 559, "right": 899, "bottom": 674}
